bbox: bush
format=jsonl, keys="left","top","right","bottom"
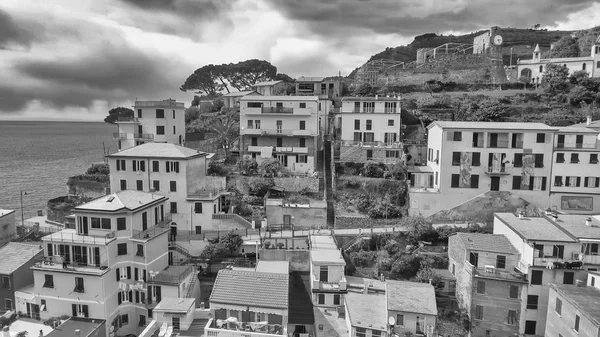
{"left": 233, "top": 203, "right": 253, "bottom": 217}
{"left": 246, "top": 178, "right": 275, "bottom": 197}
{"left": 361, "top": 161, "right": 386, "bottom": 178}
{"left": 86, "top": 163, "right": 109, "bottom": 175}
{"left": 348, "top": 250, "right": 378, "bottom": 268}
{"left": 207, "top": 160, "right": 229, "bottom": 176}
{"left": 390, "top": 254, "right": 422, "bottom": 279}
{"left": 258, "top": 158, "right": 286, "bottom": 178}
{"left": 237, "top": 158, "right": 259, "bottom": 176}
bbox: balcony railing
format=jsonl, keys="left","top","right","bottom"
{"left": 147, "top": 265, "right": 193, "bottom": 285}
{"left": 511, "top": 141, "right": 524, "bottom": 148}
{"left": 472, "top": 266, "right": 527, "bottom": 282}
{"left": 532, "top": 256, "right": 584, "bottom": 269}
{"left": 33, "top": 256, "right": 110, "bottom": 275}
{"left": 311, "top": 274, "right": 347, "bottom": 291}
{"left": 484, "top": 166, "right": 511, "bottom": 175}
{"left": 205, "top": 318, "right": 285, "bottom": 337}
{"left": 262, "top": 107, "right": 293, "bottom": 114}
{"left": 131, "top": 214, "right": 172, "bottom": 240}
{"left": 113, "top": 133, "right": 127, "bottom": 140}
{"left": 555, "top": 142, "right": 600, "bottom": 150}
{"left": 341, "top": 140, "right": 402, "bottom": 148}
{"left": 134, "top": 133, "right": 155, "bottom": 141}
{"left": 488, "top": 140, "right": 509, "bottom": 148}
{"left": 117, "top": 116, "right": 139, "bottom": 122}
{"left": 43, "top": 230, "right": 116, "bottom": 244}
{"left": 243, "top": 128, "right": 315, "bottom": 136}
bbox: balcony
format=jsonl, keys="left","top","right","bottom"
{"left": 187, "top": 187, "right": 226, "bottom": 199}
{"left": 555, "top": 142, "right": 600, "bottom": 150}
{"left": 131, "top": 214, "right": 172, "bottom": 241}
{"left": 484, "top": 166, "right": 511, "bottom": 175}
{"left": 32, "top": 256, "right": 110, "bottom": 276}
{"left": 204, "top": 318, "right": 284, "bottom": 337}
{"left": 134, "top": 133, "right": 155, "bottom": 141}
{"left": 262, "top": 107, "right": 293, "bottom": 114}
{"left": 275, "top": 147, "right": 310, "bottom": 154}
{"left": 532, "top": 256, "right": 584, "bottom": 269}
{"left": 311, "top": 274, "right": 347, "bottom": 291}
{"left": 472, "top": 266, "right": 527, "bottom": 282}
{"left": 42, "top": 229, "right": 116, "bottom": 245}
{"left": 113, "top": 133, "right": 127, "bottom": 140}
{"left": 488, "top": 140, "right": 509, "bottom": 148}
{"left": 583, "top": 254, "right": 600, "bottom": 265}
{"left": 243, "top": 129, "right": 316, "bottom": 136}
{"left": 341, "top": 140, "right": 402, "bottom": 148}
{"left": 116, "top": 116, "right": 139, "bottom": 123}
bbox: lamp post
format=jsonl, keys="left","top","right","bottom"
{"left": 20, "top": 190, "right": 27, "bottom": 227}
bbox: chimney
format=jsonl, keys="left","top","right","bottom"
{"left": 587, "top": 115, "right": 592, "bottom": 126}
{"left": 586, "top": 217, "right": 593, "bottom": 227}
{"left": 518, "top": 211, "right": 524, "bottom": 219}
{"left": 375, "top": 94, "right": 379, "bottom": 99}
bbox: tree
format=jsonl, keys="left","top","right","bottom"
{"left": 180, "top": 64, "right": 229, "bottom": 96}
{"left": 191, "top": 95, "right": 201, "bottom": 107}
{"left": 390, "top": 254, "right": 422, "bottom": 279}
{"left": 219, "top": 233, "right": 244, "bottom": 255}
{"left": 544, "top": 35, "right": 580, "bottom": 58}
{"left": 258, "top": 158, "right": 286, "bottom": 178}
{"left": 225, "top": 59, "right": 278, "bottom": 90}
{"left": 104, "top": 107, "right": 134, "bottom": 124}
{"left": 518, "top": 75, "right": 531, "bottom": 89}
{"left": 205, "top": 108, "right": 240, "bottom": 160}
{"left": 402, "top": 216, "right": 437, "bottom": 245}
{"left": 542, "top": 63, "right": 570, "bottom": 92}
{"left": 569, "top": 70, "right": 589, "bottom": 85}
{"left": 414, "top": 258, "right": 443, "bottom": 288}
{"left": 237, "top": 158, "right": 259, "bottom": 176}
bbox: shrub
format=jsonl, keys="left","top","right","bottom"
{"left": 348, "top": 250, "right": 378, "bottom": 268}
{"left": 246, "top": 178, "right": 275, "bottom": 197}
{"left": 361, "top": 161, "right": 386, "bottom": 178}
{"left": 86, "top": 163, "right": 109, "bottom": 175}
{"left": 233, "top": 203, "right": 253, "bottom": 217}
{"left": 237, "top": 158, "right": 259, "bottom": 176}
{"left": 258, "top": 158, "right": 286, "bottom": 178}
{"left": 207, "top": 160, "right": 229, "bottom": 176}
{"left": 342, "top": 177, "right": 362, "bottom": 189}
{"left": 390, "top": 254, "right": 422, "bottom": 279}
{"left": 277, "top": 242, "right": 285, "bottom": 249}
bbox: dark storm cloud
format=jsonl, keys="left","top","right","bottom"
{"left": 120, "top": 0, "right": 235, "bottom": 19}
{"left": 265, "top": 0, "right": 598, "bottom": 36}
{"left": 0, "top": 9, "right": 35, "bottom": 49}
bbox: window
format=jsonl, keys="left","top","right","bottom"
{"left": 555, "top": 297, "right": 562, "bottom": 315}
{"left": 170, "top": 181, "right": 177, "bottom": 192}
{"left": 43, "top": 275, "right": 54, "bottom": 288}
{"left": 247, "top": 102, "right": 262, "bottom": 108}
{"left": 101, "top": 218, "right": 111, "bottom": 230}
{"left": 566, "top": 176, "right": 581, "bottom": 187}
{"left": 591, "top": 153, "right": 599, "bottom": 164}
{"left": 117, "top": 218, "right": 126, "bottom": 231}
{"left": 536, "top": 133, "right": 546, "bottom": 143}
{"left": 195, "top": 226, "right": 202, "bottom": 234}
{"left": 299, "top": 138, "right": 306, "bottom": 148}
{"left": 139, "top": 315, "right": 146, "bottom": 327}
{"left": 276, "top": 120, "right": 282, "bottom": 133}
{"left": 471, "top": 175, "right": 479, "bottom": 188}
{"left": 72, "top": 304, "right": 89, "bottom": 318}
{"left": 254, "top": 120, "right": 261, "bottom": 129}
{"left": 297, "top": 155, "right": 308, "bottom": 163}
{"left": 298, "top": 102, "right": 307, "bottom": 109}
{"left": 354, "top": 119, "right": 360, "bottom": 130}
{"left": 116, "top": 159, "right": 126, "bottom": 171}
{"left": 452, "top": 152, "right": 461, "bottom": 166}
{"left": 121, "top": 314, "right": 129, "bottom": 325}
{"left": 592, "top": 276, "right": 596, "bottom": 286}
{"left": 165, "top": 161, "right": 179, "bottom": 173}
{"left": 136, "top": 180, "right": 143, "bottom": 191}
{"left": 396, "top": 314, "right": 404, "bottom": 326}
{"left": 132, "top": 160, "right": 146, "bottom": 172}
{"left": 507, "top": 310, "right": 518, "bottom": 325}
{"left": 4, "top": 299, "right": 11, "bottom": 310}
{"left": 247, "top": 120, "right": 253, "bottom": 129}
{"left": 117, "top": 243, "right": 128, "bottom": 256}
{"left": 299, "top": 121, "right": 305, "bottom": 130}
{"left": 363, "top": 132, "right": 374, "bottom": 143}
{"left": 509, "top": 285, "right": 519, "bottom": 299}
{"left": 524, "top": 321, "right": 536, "bottom": 335}
{"left": 575, "top": 314, "right": 580, "bottom": 332}
{"left": 386, "top": 150, "right": 399, "bottom": 158}
{"left": 514, "top": 153, "right": 523, "bottom": 167}
{"left": 366, "top": 150, "right": 373, "bottom": 160}
{"left": 355, "top": 327, "right": 366, "bottom": 337}
{"left": 156, "top": 126, "right": 165, "bottom": 135}
{"left": 173, "top": 110, "right": 176, "bottom": 119}
{"left": 472, "top": 152, "right": 481, "bottom": 166}
{"left": 156, "top": 109, "right": 164, "bottom": 118}
{"left": 563, "top": 271, "right": 574, "bottom": 285}
{"left": 476, "top": 281, "right": 485, "bottom": 294}
{"left": 474, "top": 305, "right": 483, "bottom": 320}
{"left": 388, "top": 119, "right": 394, "bottom": 126}
{"left": 74, "top": 277, "right": 84, "bottom": 293}
{"left": 556, "top": 153, "right": 565, "bottom": 163}
{"left": 555, "top": 176, "right": 563, "bottom": 186}
{"left": 91, "top": 217, "right": 100, "bottom": 229}
{"left": 366, "top": 120, "right": 372, "bottom": 130}
{"left": 571, "top": 153, "right": 580, "bottom": 163}
{"left": 152, "top": 160, "right": 159, "bottom": 172}
{"left": 251, "top": 137, "right": 257, "bottom": 146}
{"left": 170, "top": 202, "right": 177, "bottom": 214}
{"left": 534, "top": 154, "right": 544, "bottom": 168}
{"left": 194, "top": 203, "right": 203, "bottom": 214}
{"left": 41, "top": 299, "right": 46, "bottom": 311}
{"left": 136, "top": 244, "right": 144, "bottom": 257}
{"left": 333, "top": 294, "right": 340, "bottom": 305}
{"left": 363, "top": 101, "right": 375, "bottom": 113}
{"left": 531, "top": 270, "right": 543, "bottom": 285}
{"left": 512, "top": 176, "right": 522, "bottom": 190}
{"left": 276, "top": 138, "right": 283, "bottom": 147}
{"left": 120, "top": 179, "right": 127, "bottom": 190}
{"left": 496, "top": 255, "right": 506, "bottom": 269}
{"left": 153, "top": 180, "right": 160, "bottom": 191}
{"left": 451, "top": 174, "right": 460, "bottom": 188}
{"left": 527, "top": 295, "right": 538, "bottom": 309}
{"left": 137, "top": 109, "right": 142, "bottom": 118}
{"left": 453, "top": 132, "right": 462, "bottom": 141}
{"left": 317, "top": 294, "right": 325, "bottom": 305}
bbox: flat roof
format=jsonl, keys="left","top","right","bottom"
{"left": 297, "top": 76, "right": 324, "bottom": 82}
{"left": 255, "top": 260, "right": 289, "bottom": 274}
{"left": 386, "top": 280, "right": 438, "bottom": 316}
{"left": 109, "top": 142, "right": 207, "bottom": 159}
{"left": 557, "top": 126, "right": 600, "bottom": 134}
{"left": 75, "top": 190, "right": 165, "bottom": 212}
{"left": 0, "top": 242, "right": 43, "bottom": 275}
{"left": 345, "top": 291, "right": 387, "bottom": 331}
{"left": 345, "top": 276, "right": 386, "bottom": 291}
{"left": 252, "top": 80, "right": 283, "bottom": 86}
{"left": 154, "top": 297, "right": 195, "bottom": 313}
{"left": 210, "top": 269, "right": 289, "bottom": 309}
{"left": 310, "top": 235, "right": 338, "bottom": 250}
{"left": 550, "top": 215, "right": 600, "bottom": 240}
{"left": 453, "top": 232, "right": 520, "bottom": 255}
{"left": 0, "top": 209, "right": 15, "bottom": 217}
{"left": 310, "top": 250, "right": 345, "bottom": 265}
{"left": 240, "top": 95, "right": 319, "bottom": 101}
{"left": 551, "top": 284, "right": 600, "bottom": 327}
{"left": 495, "top": 213, "right": 576, "bottom": 242}
{"left": 223, "top": 90, "right": 258, "bottom": 97}
{"left": 342, "top": 97, "right": 402, "bottom": 102}
{"left": 45, "top": 317, "right": 105, "bottom": 337}
{"left": 429, "top": 121, "right": 557, "bottom": 131}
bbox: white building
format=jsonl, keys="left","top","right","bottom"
{"left": 222, "top": 91, "right": 261, "bottom": 109}
{"left": 517, "top": 36, "right": 600, "bottom": 83}
{"left": 114, "top": 99, "right": 185, "bottom": 151}
{"left": 309, "top": 233, "right": 347, "bottom": 307}
{"left": 251, "top": 80, "right": 287, "bottom": 96}
{"left": 335, "top": 96, "right": 403, "bottom": 163}
{"left": 239, "top": 96, "right": 320, "bottom": 173}
{"left": 15, "top": 190, "right": 195, "bottom": 337}
{"left": 107, "top": 143, "right": 228, "bottom": 234}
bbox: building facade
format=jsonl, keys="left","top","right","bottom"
{"left": 239, "top": 96, "right": 320, "bottom": 173}
{"left": 309, "top": 233, "right": 347, "bottom": 308}
{"left": 251, "top": 81, "right": 288, "bottom": 96}
{"left": 114, "top": 99, "right": 185, "bottom": 151}
{"left": 0, "top": 210, "right": 16, "bottom": 247}
{"left": 335, "top": 96, "right": 403, "bottom": 164}
{"left": 0, "top": 243, "right": 43, "bottom": 315}
{"left": 223, "top": 91, "right": 261, "bottom": 109}
{"left": 295, "top": 76, "right": 343, "bottom": 99}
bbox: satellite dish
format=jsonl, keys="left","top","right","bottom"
{"left": 388, "top": 316, "right": 396, "bottom": 325}
{"left": 494, "top": 35, "right": 503, "bottom": 46}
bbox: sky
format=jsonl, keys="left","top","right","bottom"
{"left": 0, "top": 0, "right": 600, "bottom": 121}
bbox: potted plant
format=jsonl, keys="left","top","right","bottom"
{"left": 264, "top": 241, "right": 271, "bottom": 249}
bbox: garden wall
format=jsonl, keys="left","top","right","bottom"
{"left": 335, "top": 216, "right": 401, "bottom": 229}
{"left": 67, "top": 177, "right": 109, "bottom": 198}
{"left": 259, "top": 249, "right": 310, "bottom": 271}
{"left": 235, "top": 177, "right": 319, "bottom": 193}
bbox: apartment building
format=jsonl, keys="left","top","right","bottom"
{"left": 107, "top": 143, "right": 228, "bottom": 234}
{"left": 386, "top": 280, "right": 437, "bottom": 336}
{"left": 411, "top": 122, "right": 558, "bottom": 217}
{"left": 546, "top": 272, "right": 600, "bottom": 337}
{"left": 493, "top": 213, "right": 596, "bottom": 336}
{"left": 15, "top": 190, "right": 175, "bottom": 337}
{"left": 0, "top": 210, "right": 16, "bottom": 247}
{"left": 295, "top": 76, "right": 343, "bottom": 99}
{"left": 309, "top": 233, "right": 347, "bottom": 307}
{"left": 448, "top": 232, "right": 526, "bottom": 337}
{"left": 335, "top": 96, "right": 403, "bottom": 163}
{"left": 223, "top": 90, "right": 260, "bottom": 108}
{"left": 239, "top": 96, "right": 320, "bottom": 173}
{"left": 114, "top": 99, "right": 185, "bottom": 151}
{"left": 551, "top": 126, "right": 600, "bottom": 213}
{"left": 251, "top": 80, "right": 287, "bottom": 96}
{"left": 0, "top": 243, "right": 43, "bottom": 315}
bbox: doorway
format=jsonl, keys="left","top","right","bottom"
{"left": 491, "top": 177, "right": 500, "bottom": 191}
{"left": 172, "top": 317, "right": 180, "bottom": 330}
{"left": 283, "top": 215, "right": 292, "bottom": 228}
{"left": 27, "top": 303, "right": 40, "bottom": 320}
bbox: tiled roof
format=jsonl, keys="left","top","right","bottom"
{"left": 240, "top": 95, "right": 318, "bottom": 101}
{"left": 557, "top": 126, "right": 599, "bottom": 133}
{"left": 223, "top": 90, "right": 258, "bottom": 97}
{"left": 573, "top": 120, "right": 600, "bottom": 129}
{"left": 0, "top": 242, "right": 43, "bottom": 275}
{"left": 252, "top": 80, "right": 283, "bottom": 86}
{"left": 296, "top": 76, "right": 324, "bottom": 82}
{"left": 495, "top": 213, "right": 576, "bottom": 242}
{"left": 75, "top": 190, "right": 165, "bottom": 212}
{"left": 550, "top": 215, "right": 600, "bottom": 240}
{"left": 345, "top": 291, "right": 387, "bottom": 331}
{"left": 109, "top": 143, "right": 207, "bottom": 159}
{"left": 210, "top": 269, "right": 289, "bottom": 309}
{"left": 551, "top": 284, "right": 600, "bottom": 326}
{"left": 429, "top": 121, "right": 557, "bottom": 131}
{"left": 453, "top": 232, "right": 519, "bottom": 254}
{"left": 386, "top": 280, "right": 438, "bottom": 316}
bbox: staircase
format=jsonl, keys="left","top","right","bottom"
{"left": 339, "top": 145, "right": 362, "bottom": 162}
{"left": 343, "top": 233, "right": 370, "bottom": 252}
{"left": 324, "top": 139, "right": 335, "bottom": 227}
{"left": 169, "top": 242, "right": 193, "bottom": 259}
{"left": 183, "top": 272, "right": 197, "bottom": 298}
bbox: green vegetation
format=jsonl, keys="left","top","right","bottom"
{"left": 199, "top": 233, "right": 244, "bottom": 260}
{"left": 103, "top": 106, "right": 134, "bottom": 124}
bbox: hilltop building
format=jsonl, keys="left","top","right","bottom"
{"left": 251, "top": 81, "right": 288, "bottom": 96}
{"left": 114, "top": 99, "right": 186, "bottom": 151}
{"left": 309, "top": 233, "right": 347, "bottom": 307}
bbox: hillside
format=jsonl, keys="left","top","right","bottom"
{"left": 349, "top": 27, "right": 574, "bottom": 78}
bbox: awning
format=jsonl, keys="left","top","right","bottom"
{"left": 162, "top": 313, "right": 186, "bottom": 318}
{"left": 15, "top": 292, "right": 35, "bottom": 301}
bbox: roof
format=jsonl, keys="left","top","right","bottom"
{"left": 0, "top": 209, "right": 15, "bottom": 217}
{"left": 240, "top": 95, "right": 319, "bottom": 101}
{"left": 557, "top": 126, "right": 600, "bottom": 133}
{"left": 45, "top": 317, "right": 105, "bottom": 337}
{"left": 75, "top": 190, "right": 165, "bottom": 212}
{"left": 494, "top": 213, "right": 576, "bottom": 242}
{"left": 154, "top": 297, "right": 195, "bottom": 313}
{"left": 429, "top": 121, "right": 557, "bottom": 131}
{"left": 210, "top": 269, "right": 289, "bottom": 309}
{"left": 534, "top": 44, "right": 540, "bottom": 52}
{"left": 109, "top": 142, "right": 207, "bottom": 159}
{"left": 345, "top": 291, "right": 387, "bottom": 331}
{"left": 310, "top": 250, "right": 345, "bottom": 265}
{"left": 255, "top": 260, "right": 290, "bottom": 274}
{"left": 345, "top": 276, "right": 386, "bottom": 291}
{"left": 310, "top": 234, "right": 338, "bottom": 250}
{"left": 222, "top": 90, "right": 258, "bottom": 97}
{"left": 550, "top": 215, "right": 600, "bottom": 240}
{"left": 386, "top": 280, "right": 438, "bottom": 316}
{"left": 297, "top": 76, "right": 324, "bottom": 82}
{"left": 342, "top": 96, "right": 402, "bottom": 102}
{"left": 0, "top": 242, "right": 43, "bottom": 275}
{"left": 551, "top": 284, "right": 600, "bottom": 326}
{"left": 573, "top": 120, "right": 600, "bottom": 129}
{"left": 252, "top": 80, "right": 283, "bottom": 87}
{"left": 453, "top": 232, "right": 520, "bottom": 254}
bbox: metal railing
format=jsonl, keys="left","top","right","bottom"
{"left": 113, "top": 133, "right": 127, "bottom": 140}
{"left": 556, "top": 142, "right": 600, "bottom": 150}
{"left": 131, "top": 214, "right": 172, "bottom": 240}
{"left": 484, "top": 166, "right": 510, "bottom": 174}
{"left": 472, "top": 266, "right": 527, "bottom": 282}
{"left": 147, "top": 265, "right": 193, "bottom": 285}
{"left": 45, "top": 230, "right": 116, "bottom": 244}
{"left": 261, "top": 107, "right": 293, "bottom": 114}
{"left": 340, "top": 140, "right": 402, "bottom": 148}
{"left": 33, "top": 256, "right": 109, "bottom": 273}
{"left": 134, "top": 133, "right": 154, "bottom": 140}
{"left": 487, "top": 140, "right": 509, "bottom": 148}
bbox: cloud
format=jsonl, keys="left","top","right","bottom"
{"left": 0, "top": 9, "right": 36, "bottom": 49}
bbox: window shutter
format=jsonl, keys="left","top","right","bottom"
{"left": 116, "top": 160, "right": 121, "bottom": 171}
{"left": 471, "top": 175, "right": 479, "bottom": 188}
{"left": 134, "top": 268, "right": 139, "bottom": 281}
{"left": 166, "top": 162, "right": 170, "bottom": 172}
{"left": 116, "top": 268, "right": 120, "bottom": 282}
{"left": 577, "top": 177, "right": 581, "bottom": 187}
{"left": 446, "top": 132, "right": 453, "bottom": 141}
{"left": 596, "top": 178, "right": 600, "bottom": 188}
{"left": 541, "top": 177, "right": 547, "bottom": 191}
{"left": 132, "top": 160, "right": 137, "bottom": 172}
{"left": 147, "top": 286, "right": 152, "bottom": 304}
{"left": 129, "top": 290, "right": 133, "bottom": 302}
{"left": 566, "top": 177, "right": 571, "bottom": 186}
{"left": 48, "top": 244, "right": 53, "bottom": 257}
{"left": 118, "top": 292, "right": 122, "bottom": 305}
{"left": 83, "top": 305, "right": 89, "bottom": 318}
{"left": 529, "top": 177, "right": 534, "bottom": 191}
{"left": 72, "top": 304, "right": 77, "bottom": 316}
{"left": 472, "top": 152, "right": 481, "bottom": 166}
{"left": 127, "top": 266, "right": 131, "bottom": 279}
{"left": 135, "top": 291, "right": 140, "bottom": 303}
{"left": 140, "top": 161, "right": 145, "bottom": 172}
{"left": 143, "top": 269, "right": 147, "bottom": 282}
{"left": 175, "top": 162, "right": 180, "bottom": 173}
{"left": 585, "top": 177, "right": 589, "bottom": 187}
{"left": 512, "top": 176, "right": 521, "bottom": 190}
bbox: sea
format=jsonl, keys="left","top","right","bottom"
{"left": 0, "top": 121, "right": 117, "bottom": 223}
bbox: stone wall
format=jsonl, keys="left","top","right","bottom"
{"left": 334, "top": 216, "right": 401, "bottom": 229}
{"left": 67, "top": 177, "right": 109, "bottom": 199}
{"left": 259, "top": 249, "right": 310, "bottom": 271}
{"left": 235, "top": 176, "right": 319, "bottom": 193}
{"left": 47, "top": 196, "right": 90, "bottom": 223}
